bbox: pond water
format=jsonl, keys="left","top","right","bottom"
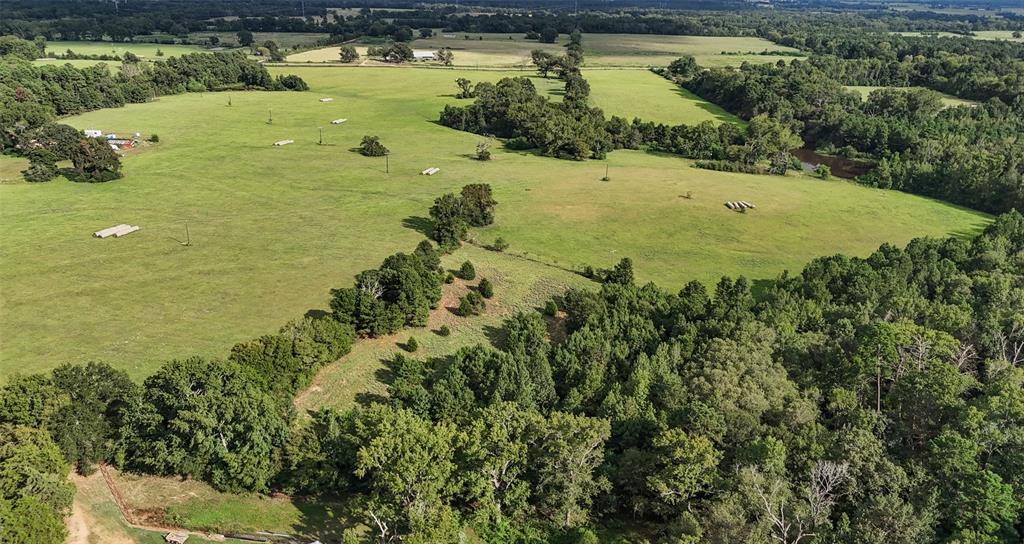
{"left": 791, "top": 148, "right": 873, "bottom": 179}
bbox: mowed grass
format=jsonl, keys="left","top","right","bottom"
{"left": 844, "top": 85, "right": 978, "bottom": 108}
{"left": 0, "top": 66, "right": 989, "bottom": 380}
{"left": 584, "top": 69, "right": 740, "bottom": 125}
{"left": 43, "top": 40, "right": 208, "bottom": 58}
{"left": 288, "top": 33, "right": 804, "bottom": 68}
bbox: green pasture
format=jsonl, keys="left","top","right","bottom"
{"left": 584, "top": 69, "right": 740, "bottom": 125}
{"left": 844, "top": 85, "right": 979, "bottom": 108}
{"left": 43, "top": 40, "right": 207, "bottom": 59}
{"left": 189, "top": 31, "right": 330, "bottom": 48}
{"left": 0, "top": 66, "right": 989, "bottom": 381}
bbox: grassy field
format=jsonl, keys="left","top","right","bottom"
{"left": 844, "top": 85, "right": 979, "bottom": 108}
{"left": 287, "top": 33, "right": 804, "bottom": 68}
{"left": 584, "top": 69, "right": 740, "bottom": 125}
{"left": 190, "top": 31, "right": 329, "bottom": 48}
{"left": 43, "top": 41, "right": 208, "bottom": 59}
{"left": 0, "top": 66, "right": 989, "bottom": 381}
{"left": 971, "top": 30, "right": 1024, "bottom": 42}
{"left": 70, "top": 471, "right": 253, "bottom": 544}
{"left": 0, "top": 155, "right": 29, "bottom": 183}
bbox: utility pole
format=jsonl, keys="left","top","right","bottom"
{"left": 268, "top": 108, "right": 272, "bottom": 124}
{"left": 385, "top": 153, "right": 389, "bottom": 174}
{"left": 319, "top": 126, "right": 323, "bottom": 145}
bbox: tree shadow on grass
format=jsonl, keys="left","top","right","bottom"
{"left": 670, "top": 86, "right": 739, "bottom": 125}
{"left": 304, "top": 309, "right": 331, "bottom": 320}
{"left": 293, "top": 496, "right": 361, "bottom": 543}
{"left": 402, "top": 216, "right": 433, "bottom": 237}
{"left": 483, "top": 324, "right": 508, "bottom": 351}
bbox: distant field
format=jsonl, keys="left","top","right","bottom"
{"left": 190, "top": 31, "right": 329, "bottom": 48}
{"left": 287, "top": 33, "right": 804, "bottom": 68}
{"left": 0, "top": 66, "right": 989, "bottom": 380}
{"left": 971, "top": 30, "right": 1024, "bottom": 42}
{"left": 844, "top": 85, "right": 978, "bottom": 107}
{"left": 584, "top": 69, "right": 740, "bottom": 125}
{"left": 891, "top": 30, "right": 1024, "bottom": 42}
{"left": 43, "top": 40, "right": 207, "bottom": 59}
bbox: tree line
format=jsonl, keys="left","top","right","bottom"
{"left": 677, "top": 41, "right": 1024, "bottom": 214}
{"left": 4, "top": 1, "right": 1023, "bottom": 47}
{"left": 1, "top": 37, "right": 308, "bottom": 182}
{"left": 440, "top": 50, "right": 801, "bottom": 172}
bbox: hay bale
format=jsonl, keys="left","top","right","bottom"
{"left": 113, "top": 225, "right": 140, "bottom": 237}
{"left": 94, "top": 224, "right": 130, "bottom": 238}
{"left": 319, "top": 98, "right": 333, "bottom": 102}
{"left": 331, "top": 118, "right": 347, "bottom": 125}
{"left": 274, "top": 139, "right": 294, "bottom": 146}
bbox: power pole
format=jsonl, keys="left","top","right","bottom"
{"left": 268, "top": 108, "right": 272, "bottom": 124}
{"left": 385, "top": 153, "right": 389, "bottom": 174}
{"left": 319, "top": 127, "right": 323, "bottom": 145}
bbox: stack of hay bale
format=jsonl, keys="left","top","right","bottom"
{"left": 93, "top": 224, "right": 140, "bottom": 238}
{"left": 724, "top": 201, "right": 757, "bottom": 210}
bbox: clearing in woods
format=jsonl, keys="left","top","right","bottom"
{"left": 0, "top": 65, "right": 989, "bottom": 381}
{"left": 844, "top": 85, "right": 980, "bottom": 108}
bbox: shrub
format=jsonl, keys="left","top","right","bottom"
{"left": 148, "top": 134, "right": 159, "bottom": 143}
{"left": 693, "top": 160, "right": 766, "bottom": 175}
{"left": 458, "top": 261, "right": 476, "bottom": 280}
{"left": 22, "top": 161, "right": 58, "bottom": 182}
{"left": 358, "top": 135, "right": 389, "bottom": 157}
{"left": 544, "top": 299, "right": 559, "bottom": 316}
{"left": 491, "top": 237, "right": 509, "bottom": 252}
{"left": 458, "top": 291, "right": 486, "bottom": 316}
{"left": 405, "top": 336, "right": 418, "bottom": 352}
{"left": 478, "top": 278, "right": 494, "bottom": 298}
{"left": 816, "top": 164, "right": 832, "bottom": 180}
{"left": 438, "top": 325, "right": 451, "bottom": 336}
{"left": 445, "top": 272, "right": 455, "bottom": 284}
{"left": 476, "top": 141, "right": 491, "bottom": 161}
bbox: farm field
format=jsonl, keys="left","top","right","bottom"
{"left": 189, "top": 31, "right": 329, "bottom": 48}
{"left": 971, "top": 30, "right": 1024, "bottom": 42}
{"left": 844, "top": 85, "right": 979, "bottom": 107}
{"left": 42, "top": 40, "right": 208, "bottom": 58}
{"left": 287, "top": 33, "right": 805, "bottom": 68}
{"left": 584, "top": 69, "right": 740, "bottom": 125}
{"left": 0, "top": 66, "right": 990, "bottom": 381}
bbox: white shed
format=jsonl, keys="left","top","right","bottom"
{"left": 84, "top": 129, "right": 102, "bottom": 138}
{"left": 412, "top": 50, "right": 435, "bottom": 61}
